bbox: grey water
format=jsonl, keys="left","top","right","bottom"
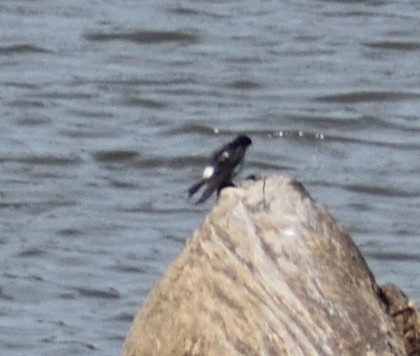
{"left": 0, "top": 0, "right": 419, "bottom": 354}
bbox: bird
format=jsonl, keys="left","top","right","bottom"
{"left": 188, "top": 135, "right": 252, "bottom": 204}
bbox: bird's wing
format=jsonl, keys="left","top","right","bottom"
{"left": 209, "top": 142, "right": 231, "bottom": 165}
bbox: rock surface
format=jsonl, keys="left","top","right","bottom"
{"left": 380, "top": 283, "right": 420, "bottom": 355}
{"left": 122, "top": 176, "right": 410, "bottom": 356}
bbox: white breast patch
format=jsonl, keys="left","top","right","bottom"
{"left": 202, "top": 165, "right": 214, "bottom": 179}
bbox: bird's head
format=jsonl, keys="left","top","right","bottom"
{"left": 234, "top": 135, "right": 252, "bottom": 147}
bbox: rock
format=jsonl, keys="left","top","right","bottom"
{"left": 122, "top": 176, "right": 408, "bottom": 356}
{"left": 380, "top": 283, "right": 420, "bottom": 355}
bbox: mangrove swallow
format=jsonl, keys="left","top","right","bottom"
{"left": 188, "top": 135, "right": 252, "bottom": 204}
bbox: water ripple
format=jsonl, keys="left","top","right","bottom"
{"left": 0, "top": 44, "right": 51, "bottom": 55}
{"left": 0, "top": 154, "right": 82, "bottom": 166}
{"left": 366, "top": 251, "right": 420, "bottom": 262}
{"left": 84, "top": 30, "right": 200, "bottom": 44}
{"left": 93, "top": 150, "right": 139, "bottom": 163}
{"left": 342, "top": 184, "right": 412, "bottom": 198}
{"left": 73, "top": 287, "right": 121, "bottom": 300}
{"left": 363, "top": 40, "right": 420, "bottom": 51}
{"left": 314, "top": 90, "right": 420, "bottom": 103}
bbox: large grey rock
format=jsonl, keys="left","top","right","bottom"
{"left": 122, "top": 176, "right": 407, "bottom": 356}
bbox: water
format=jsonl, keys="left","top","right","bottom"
{"left": 0, "top": 0, "right": 419, "bottom": 354}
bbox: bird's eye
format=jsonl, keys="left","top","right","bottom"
{"left": 222, "top": 151, "right": 230, "bottom": 159}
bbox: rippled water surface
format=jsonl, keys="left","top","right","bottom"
{"left": 1, "top": 0, "right": 420, "bottom": 354}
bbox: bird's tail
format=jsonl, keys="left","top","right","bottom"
{"left": 195, "top": 184, "right": 216, "bottom": 204}
{"left": 187, "top": 179, "right": 206, "bottom": 198}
